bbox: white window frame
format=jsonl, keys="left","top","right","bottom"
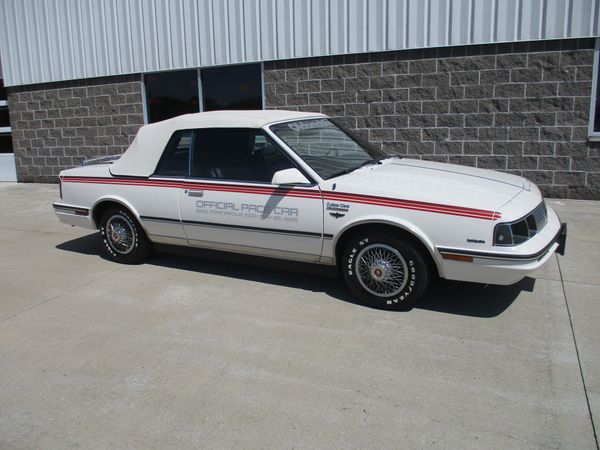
{"left": 140, "top": 74, "right": 148, "bottom": 124}
{"left": 197, "top": 68, "right": 204, "bottom": 113}
{"left": 588, "top": 38, "right": 600, "bottom": 141}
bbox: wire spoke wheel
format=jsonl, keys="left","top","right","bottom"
{"left": 105, "top": 214, "right": 136, "bottom": 255}
{"left": 355, "top": 243, "right": 408, "bottom": 298}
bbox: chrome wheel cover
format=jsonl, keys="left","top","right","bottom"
{"left": 355, "top": 244, "right": 408, "bottom": 297}
{"left": 105, "top": 214, "right": 135, "bottom": 255}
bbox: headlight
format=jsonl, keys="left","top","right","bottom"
{"left": 493, "top": 202, "right": 548, "bottom": 246}
{"left": 494, "top": 224, "right": 513, "bottom": 245}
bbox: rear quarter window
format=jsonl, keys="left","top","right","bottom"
{"left": 154, "top": 131, "right": 192, "bottom": 177}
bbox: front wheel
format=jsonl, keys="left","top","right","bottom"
{"left": 99, "top": 207, "right": 152, "bottom": 264}
{"left": 342, "top": 234, "right": 429, "bottom": 310}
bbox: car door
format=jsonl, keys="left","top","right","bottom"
{"left": 180, "top": 128, "right": 325, "bottom": 262}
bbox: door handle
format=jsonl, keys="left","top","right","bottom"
{"left": 187, "top": 190, "right": 204, "bottom": 197}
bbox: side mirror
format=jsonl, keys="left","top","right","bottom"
{"left": 271, "top": 168, "right": 310, "bottom": 185}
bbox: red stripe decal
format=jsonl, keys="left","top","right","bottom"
{"left": 62, "top": 177, "right": 322, "bottom": 199}
{"left": 63, "top": 176, "right": 501, "bottom": 220}
{"left": 322, "top": 191, "right": 501, "bottom": 220}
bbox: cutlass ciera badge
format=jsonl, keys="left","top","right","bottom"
{"left": 326, "top": 201, "right": 349, "bottom": 218}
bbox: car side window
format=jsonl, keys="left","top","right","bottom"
{"left": 154, "top": 130, "right": 192, "bottom": 177}
{"left": 190, "top": 128, "right": 295, "bottom": 183}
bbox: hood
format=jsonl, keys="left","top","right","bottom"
{"left": 330, "top": 158, "right": 528, "bottom": 212}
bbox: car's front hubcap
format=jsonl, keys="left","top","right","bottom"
{"left": 370, "top": 261, "right": 391, "bottom": 281}
{"left": 356, "top": 244, "right": 408, "bottom": 297}
{"left": 106, "top": 214, "right": 135, "bottom": 255}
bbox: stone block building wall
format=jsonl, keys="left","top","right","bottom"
{"left": 7, "top": 75, "right": 144, "bottom": 183}
{"left": 265, "top": 38, "right": 599, "bottom": 199}
{"left": 4, "top": 38, "right": 600, "bottom": 199}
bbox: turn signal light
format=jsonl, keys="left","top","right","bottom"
{"left": 441, "top": 253, "right": 473, "bottom": 262}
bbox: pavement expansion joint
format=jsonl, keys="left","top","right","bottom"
{"left": 0, "top": 226, "right": 91, "bottom": 237}
{"left": 562, "top": 279, "right": 600, "bottom": 287}
{"left": 0, "top": 269, "right": 114, "bottom": 326}
{"left": 558, "top": 257, "right": 599, "bottom": 450}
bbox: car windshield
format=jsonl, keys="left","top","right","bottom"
{"left": 269, "top": 118, "right": 386, "bottom": 179}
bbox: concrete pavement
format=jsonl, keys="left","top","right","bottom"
{"left": 0, "top": 182, "right": 598, "bottom": 449}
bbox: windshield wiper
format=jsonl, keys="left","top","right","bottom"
{"left": 328, "top": 157, "right": 391, "bottom": 179}
{"left": 360, "top": 156, "right": 388, "bottom": 167}
{"left": 328, "top": 166, "right": 360, "bottom": 179}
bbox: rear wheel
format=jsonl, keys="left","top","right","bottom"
{"left": 99, "top": 207, "right": 152, "bottom": 264}
{"left": 342, "top": 233, "right": 429, "bottom": 310}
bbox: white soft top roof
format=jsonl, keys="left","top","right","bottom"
{"left": 110, "top": 110, "right": 326, "bottom": 177}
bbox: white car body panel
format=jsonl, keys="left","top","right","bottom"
{"left": 54, "top": 110, "right": 566, "bottom": 287}
{"left": 177, "top": 181, "right": 324, "bottom": 262}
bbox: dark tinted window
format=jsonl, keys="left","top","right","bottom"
{"left": 0, "top": 134, "right": 13, "bottom": 154}
{"left": 144, "top": 70, "right": 199, "bottom": 123}
{"left": 191, "top": 129, "right": 294, "bottom": 183}
{"left": 0, "top": 79, "right": 6, "bottom": 101}
{"left": 154, "top": 131, "right": 192, "bottom": 176}
{"left": 201, "top": 64, "right": 262, "bottom": 111}
{"left": 0, "top": 107, "right": 10, "bottom": 128}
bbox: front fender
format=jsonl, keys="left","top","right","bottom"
{"left": 330, "top": 214, "right": 444, "bottom": 277}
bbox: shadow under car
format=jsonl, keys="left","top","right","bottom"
{"left": 56, "top": 232, "right": 534, "bottom": 318}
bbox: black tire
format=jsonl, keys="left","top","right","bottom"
{"left": 99, "top": 207, "right": 152, "bottom": 264}
{"left": 342, "top": 233, "right": 429, "bottom": 310}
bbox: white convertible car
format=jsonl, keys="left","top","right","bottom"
{"left": 53, "top": 110, "right": 566, "bottom": 310}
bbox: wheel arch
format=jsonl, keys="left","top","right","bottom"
{"left": 91, "top": 196, "right": 146, "bottom": 233}
{"left": 332, "top": 218, "right": 444, "bottom": 278}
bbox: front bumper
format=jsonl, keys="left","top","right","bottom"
{"left": 439, "top": 207, "right": 567, "bottom": 285}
